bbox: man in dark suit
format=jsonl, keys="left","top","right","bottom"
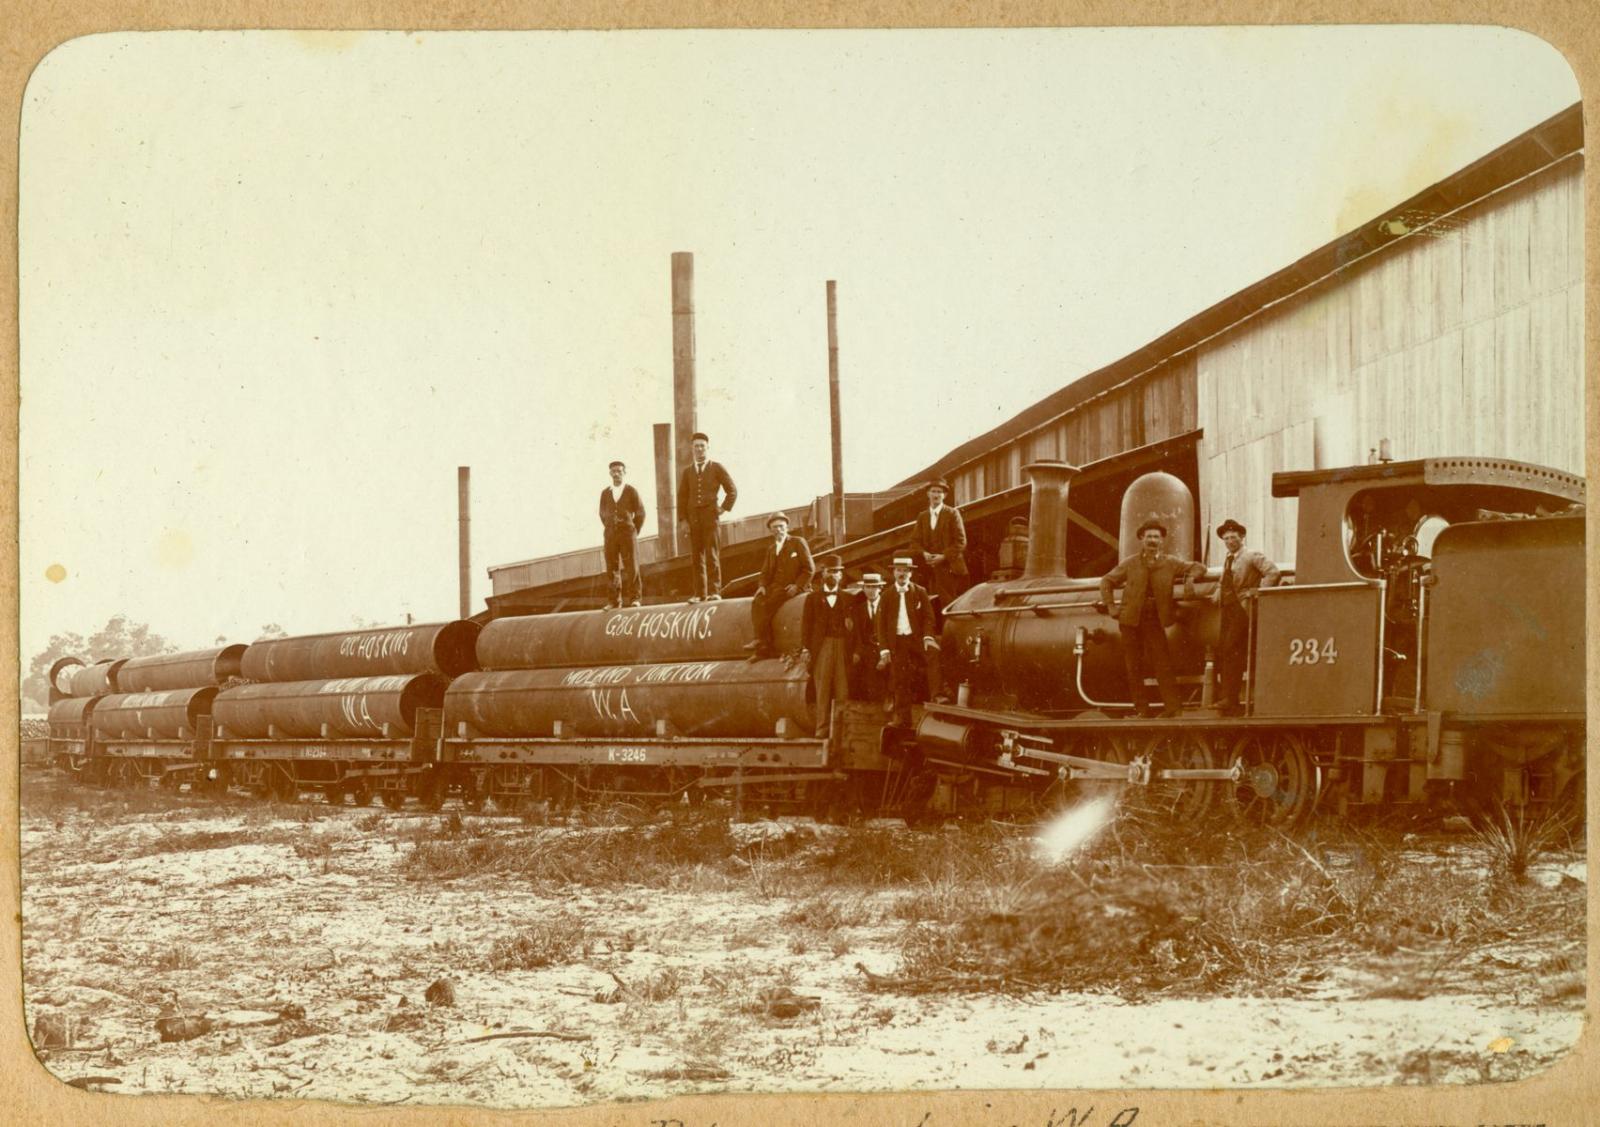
{"left": 598, "top": 460, "right": 647, "bottom": 609}
{"left": 911, "top": 479, "right": 968, "bottom": 618}
{"left": 1096, "top": 521, "right": 1205, "bottom": 717}
{"left": 1211, "top": 518, "right": 1281, "bottom": 715}
{"left": 746, "top": 512, "right": 814, "bottom": 660}
{"left": 851, "top": 571, "right": 889, "bottom": 705}
{"left": 799, "top": 554, "right": 856, "bottom": 737}
{"left": 676, "top": 432, "right": 737, "bottom": 602}
{"left": 876, "top": 556, "right": 942, "bottom": 724}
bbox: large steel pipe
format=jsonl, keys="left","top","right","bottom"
{"left": 446, "top": 659, "right": 814, "bottom": 738}
{"left": 214, "top": 674, "right": 449, "bottom": 739}
{"left": 92, "top": 687, "right": 219, "bottom": 739}
{"left": 240, "top": 622, "right": 481, "bottom": 683}
{"left": 66, "top": 658, "right": 126, "bottom": 697}
{"left": 477, "top": 597, "right": 804, "bottom": 671}
{"left": 48, "top": 697, "right": 99, "bottom": 729}
{"left": 49, "top": 656, "right": 86, "bottom": 695}
{"left": 117, "top": 645, "right": 247, "bottom": 692}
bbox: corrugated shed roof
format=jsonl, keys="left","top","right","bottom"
{"left": 896, "top": 101, "right": 1583, "bottom": 489}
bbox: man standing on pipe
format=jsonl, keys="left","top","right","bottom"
{"left": 1096, "top": 522, "right": 1204, "bottom": 717}
{"left": 677, "top": 432, "right": 738, "bottom": 602}
{"left": 600, "top": 460, "right": 647, "bottom": 609}
{"left": 1211, "top": 518, "right": 1280, "bottom": 716}
{"left": 747, "top": 512, "right": 814, "bottom": 660}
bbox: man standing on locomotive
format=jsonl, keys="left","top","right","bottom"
{"left": 746, "top": 512, "right": 814, "bottom": 660}
{"left": 599, "top": 460, "right": 647, "bottom": 609}
{"left": 911, "top": 478, "right": 968, "bottom": 622}
{"left": 799, "top": 554, "right": 856, "bottom": 737}
{"left": 677, "top": 432, "right": 737, "bottom": 602}
{"left": 1096, "top": 521, "right": 1204, "bottom": 717}
{"left": 1211, "top": 518, "right": 1280, "bottom": 716}
{"left": 852, "top": 571, "right": 889, "bottom": 705}
{"left": 877, "top": 556, "right": 941, "bottom": 724}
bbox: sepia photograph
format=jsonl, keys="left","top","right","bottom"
{"left": 11, "top": 22, "right": 1591, "bottom": 1118}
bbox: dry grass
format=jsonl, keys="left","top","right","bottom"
{"left": 485, "top": 911, "right": 590, "bottom": 970}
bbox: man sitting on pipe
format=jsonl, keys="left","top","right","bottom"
{"left": 1095, "top": 521, "right": 1204, "bottom": 718}
{"left": 746, "top": 512, "right": 814, "bottom": 661}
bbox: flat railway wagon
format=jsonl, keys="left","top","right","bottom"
{"left": 45, "top": 453, "right": 1585, "bottom": 829}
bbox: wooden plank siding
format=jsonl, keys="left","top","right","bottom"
{"left": 1197, "top": 159, "right": 1583, "bottom": 568}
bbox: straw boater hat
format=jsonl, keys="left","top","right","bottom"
{"left": 860, "top": 572, "right": 885, "bottom": 587}
{"left": 1135, "top": 520, "right": 1168, "bottom": 538}
{"left": 766, "top": 512, "right": 790, "bottom": 529}
{"left": 892, "top": 556, "right": 915, "bottom": 568}
{"left": 1216, "top": 519, "right": 1247, "bottom": 537}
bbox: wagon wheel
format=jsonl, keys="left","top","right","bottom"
{"left": 341, "top": 780, "right": 371, "bottom": 807}
{"left": 418, "top": 773, "right": 446, "bottom": 812}
{"left": 900, "top": 769, "right": 941, "bottom": 828}
{"left": 460, "top": 777, "right": 486, "bottom": 812}
{"left": 267, "top": 768, "right": 297, "bottom": 804}
{"left": 381, "top": 789, "right": 406, "bottom": 811}
{"left": 1225, "top": 730, "right": 1319, "bottom": 827}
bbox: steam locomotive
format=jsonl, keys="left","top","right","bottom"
{"left": 44, "top": 454, "right": 1586, "bottom": 828}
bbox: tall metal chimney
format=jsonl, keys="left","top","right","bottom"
{"left": 826, "top": 280, "right": 845, "bottom": 544}
{"left": 1022, "top": 461, "right": 1081, "bottom": 579}
{"left": 653, "top": 422, "right": 676, "bottom": 554}
{"left": 671, "top": 252, "right": 697, "bottom": 484}
{"left": 457, "top": 466, "right": 471, "bottom": 618}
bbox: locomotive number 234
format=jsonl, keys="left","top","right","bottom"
{"left": 1287, "top": 637, "right": 1339, "bottom": 665}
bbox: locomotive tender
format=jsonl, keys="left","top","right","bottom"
{"left": 45, "top": 453, "right": 1586, "bottom": 827}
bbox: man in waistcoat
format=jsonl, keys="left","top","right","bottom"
{"left": 746, "top": 512, "right": 814, "bottom": 660}
{"left": 676, "top": 432, "right": 737, "bottom": 602}
{"left": 1096, "top": 521, "right": 1205, "bottom": 717}
{"left": 800, "top": 555, "right": 857, "bottom": 737}
{"left": 1211, "top": 519, "right": 1281, "bottom": 716}
{"left": 598, "top": 460, "right": 647, "bottom": 609}
{"left": 876, "top": 556, "right": 941, "bottom": 725}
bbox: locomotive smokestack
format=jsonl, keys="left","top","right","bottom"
{"left": 1022, "top": 460, "right": 1080, "bottom": 579}
{"left": 671, "top": 252, "right": 697, "bottom": 487}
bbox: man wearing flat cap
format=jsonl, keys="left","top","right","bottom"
{"left": 747, "top": 512, "right": 814, "bottom": 660}
{"left": 877, "top": 556, "right": 941, "bottom": 724}
{"left": 911, "top": 479, "right": 968, "bottom": 621}
{"left": 1212, "top": 519, "right": 1280, "bottom": 716}
{"left": 599, "top": 460, "right": 647, "bottom": 608}
{"left": 800, "top": 554, "right": 857, "bottom": 736}
{"left": 1097, "top": 521, "right": 1206, "bottom": 717}
{"left": 677, "top": 432, "right": 738, "bottom": 602}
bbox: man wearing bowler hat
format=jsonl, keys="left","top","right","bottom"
{"left": 876, "top": 556, "right": 941, "bottom": 724}
{"left": 1096, "top": 521, "right": 1205, "bottom": 717}
{"left": 599, "top": 460, "right": 647, "bottom": 609}
{"left": 1211, "top": 518, "right": 1280, "bottom": 716}
{"left": 799, "top": 554, "right": 857, "bottom": 736}
{"left": 747, "top": 512, "right": 814, "bottom": 660}
{"left": 911, "top": 478, "right": 968, "bottom": 618}
{"left": 676, "top": 432, "right": 737, "bottom": 602}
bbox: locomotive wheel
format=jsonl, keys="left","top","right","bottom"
{"left": 1127, "top": 731, "right": 1218, "bottom": 822}
{"left": 1225, "top": 731, "right": 1318, "bottom": 826}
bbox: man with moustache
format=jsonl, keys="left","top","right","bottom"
{"left": 598, "top": 460, "right": 646, "bottom": 609}
{"left": 799, "top": 554, "right": 856, "bottom": 737}
{"left": 1211, "top": 518, "right": 1280, "bottom": 716}
{"left": 676, "top": 432, "right": 737, "bottom": 602}
{"left": 851, "top": 571, "right": 890, "bottom": 705}
{"left": 746, "top": 512, "right": 814, "bottom": 661}
{"left": 876, "top": 556, "right": 942, "bottom": 724}
{"left": 911, "top": 478, "right": 968, "bottom": 619}
{"left": 1096, "top": 521, "right": 1205, "bottom": 717}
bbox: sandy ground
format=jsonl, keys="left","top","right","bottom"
{"left": 19, "top": 768, "right": 1588, "bottom": 1110}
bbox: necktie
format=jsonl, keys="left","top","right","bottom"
{"left": 896, "top": 588, "right": 912, "bottom": 634}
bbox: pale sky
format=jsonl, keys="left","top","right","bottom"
{"left": 18, "top": 27, "right": 1580, "bottom": 660}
